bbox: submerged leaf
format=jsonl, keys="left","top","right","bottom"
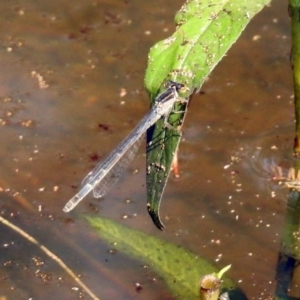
{"left": 145, "top": 0, "right": 271, "bottom": 229}
{"left": 86, "top": 216, "right": 246, "bottom": 299}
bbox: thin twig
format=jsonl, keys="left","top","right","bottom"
{"left": 0, "top": 215, "right": 100, "bottom": 300}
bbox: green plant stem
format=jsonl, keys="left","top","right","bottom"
{"left": 289, "top": 0, "right": 300, "bottom": 154}
{"left": 199, "top": 274, "right": 221, "bottom": 300}
{"left": 281, "top": 191, "right": 300, "bottom": 258}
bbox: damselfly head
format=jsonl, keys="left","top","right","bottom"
{"left": 165, "top": 80, "right": 188, "bottom": 93}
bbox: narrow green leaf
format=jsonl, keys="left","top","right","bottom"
{"left": 145, "top": 0, "right": 271, "bottom": 229}
{"left": 86, "top": 216, "right": 246, "bottom": 300}
{"left": 217, "top": 264, "right": 232, "bottom": 279}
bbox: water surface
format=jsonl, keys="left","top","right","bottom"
{"left": 0, "top": 0, "right": 294, "bottom": 299}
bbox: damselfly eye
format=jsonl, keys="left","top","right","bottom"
{"left": 177, "top": 83, "right": 188, "bottom": 93}
{"left": 165, "top": 80, "right": 185, "bottom": 92}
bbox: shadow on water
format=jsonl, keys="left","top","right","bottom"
{"left": 275, "top": 190, "right": 300, "bottom": 300}
{"left": 0, "top": 0, "right": 298, "bottom": 299}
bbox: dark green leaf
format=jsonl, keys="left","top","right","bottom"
{"left": 86, "top": 216, "right": 246, "bottom": 299}
{"left": 145, "top": 0, "right": 271, "bottom": 229}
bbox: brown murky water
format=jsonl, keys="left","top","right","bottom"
{"left": 0, "top": 0, "right": 294, "bottom": 299}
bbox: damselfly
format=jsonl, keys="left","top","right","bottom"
{"left": 63, "top": 81, "right": 185, "bottom": 213}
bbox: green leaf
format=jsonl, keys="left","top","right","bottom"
{"left": 86, "top": 216, "right": 246, "bottom": 300}
{"left": 217, "top": 264, "right": 231, "bottom": 279}
{"left": 145, "top": 0, "right": 271, "bottom": 229}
